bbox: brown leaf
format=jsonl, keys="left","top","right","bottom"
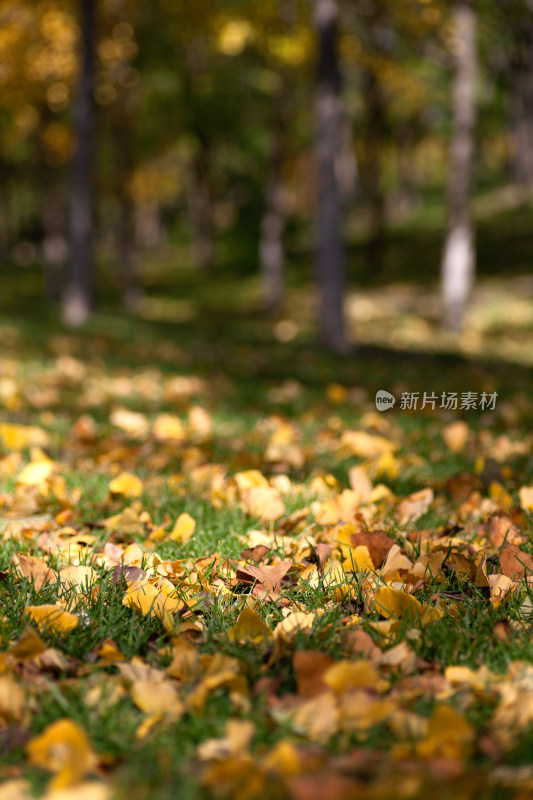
{"left": 499, "top": 544, "right": 533, "bottom": 580}
{"left": 8, "top": 628, "right": 47, "bottom": 659}
{"left": 240, "top": 544, "right": 269, "bottom": 562}
{"left": 108, "top": 565, "right": 147, "bottom": 585}
{"left": 287, "top": 772, "right": 360, "bottom": 800}
{"left": 17, "top": 554, "right": 57, "bottom": 591}
{"left": 486, "top": 515, "right": 527, "bottom": 548}
{"left": 293, "top": 650, "right": 335, "bottom": 698}
{"left": 446, "top": 473, "right": 481, "bottom": 503}
{"left": 342, "top": 629, "right": 381, "bottom": 660}
{"left": 236, "top": 559, "right": 293, "bottom": 592}
{"left": 349, "top": 530, "right": 394, "bottom": 569}
{"left": 396, "top": 488, "right": 434, "bottom": 525}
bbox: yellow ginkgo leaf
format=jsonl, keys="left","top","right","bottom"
{"left": 0, "top": 423, "right": 50, "bottom": 451}
{"left": 26, "top": 718, "right": 97, "bottom": 788}
{"left": 374, "top": 586, "right": 442, "bottom": 626}
{"left": 323, "top": 660, "right": 380, "bottom": 693}
{"left": 518, "top": 485, "right": 533, "bottom": 511}
{"left": 415, "top": 704, "right": 474, "bottom": 760}
{"left": 274, "top": 612, "right": 317, "bottom": 642}
{"left": 122, "top": 580, "right": 160, "bottom": 615}
{"left": 240, "top": 486, "right": 285, "bottom": 521}
{"left": 234, "top": 469, "right": 270, "bottom": 491}
{"left": 0, "top": 676, "right": 25, "bottom": 723}
{"left": 123, "top": 580, "right": 180, "bottom": 631}
{"left": 26, "top": 605, "right": 79, "bottom": 635}
{"left": 17, "top": 459, "right": 54, "bottom": 487}
{"left": 152, "top": 413, "right": 185, "bottom": 442}
{"left": 341, "top": 545, "right": 374, "bottom": 574}
{"left": 59, "top": 565, "right": 97, "bottom": 592}
{"left": 442, "top": 420, "right": 469, "bottom": 453}
{"left": 170, "top": 512, "right": 196, "bottom": 544}
{"left": 290, "top": 691, "right": 339, "bottom": 743}
{"left": 131, "top": 679, "right": 183, "bottom": 719}
{"left": 197, "top": 719, "right": 255, "bottom": 761}
{"left": 225, "top": 607, "right": 273, "bottom": 645}
{"left": 109, "top": 472, "right": 143, "bottom": 498}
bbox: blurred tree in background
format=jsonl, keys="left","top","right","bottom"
{"left": 0, "top": 0, "right": 532, "bottom": 342}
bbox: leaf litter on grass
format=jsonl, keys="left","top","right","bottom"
{"left": 1, "top": 350, "right": 533, "bottom": 799}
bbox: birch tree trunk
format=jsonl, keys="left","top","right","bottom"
{"left": 441, "top": 0, "right": 477, "bottom": 332}
{"left": 314, "top": 0, "right": 351, "bottom": 352}
{"left": 62, "top": 0, "right": 95, "bottom": 327}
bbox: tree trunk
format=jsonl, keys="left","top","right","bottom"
{"left": 62, "top": 0, "right": 95, "bottom": 328}
{"left": 114, "top": 109, "right": 142, "bottom": 311}
{"left": 314, "top": 0, "right": 351, "bottom": 352}
{"left": 260, "top": 82, "right": 288, "bottom": 314}
{"left": 441, "top": 0, "right": 477, "bottom": 332}
{"left": 509, "top": 17, "right": 533, "bottom": 189}
{"left": 116, "top": 180, "right": 141, "bottom": 311}
{"left": 42, "top": 188, "right": 67, "bottom": 302}
{"left": 260, "top": 177, "right": 285, "bottom": 314}
{"left": 188, "top": 136, "right": 215, "bottom": 273}
{"left": 363, "top": 70, "right": 387, "bottom": 245}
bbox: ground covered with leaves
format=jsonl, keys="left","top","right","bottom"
{"left": 2, "top": 310, "right": 533, "bottom": 800}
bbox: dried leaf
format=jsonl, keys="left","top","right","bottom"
{"left": 109, "top": 472, "right": 143, "bottom": 498}
{"left": 395, "top": 488, "right": 434, "bottom": 525}
{"left": 27, "top": 718, "right": 97, "bottom": 788}
{"left": 499, "top": 544, "right": 533, "bottom": 580}
{"left": 169, "top": 512, "right": 196, "bottom": 544}
{"left": 225, "top": 607, "right": 273, "bottom": 645}
{"left": 349, "top": 530, "right": 394, "bottom": 569}
{"left": 26, "top": 605, "right": 79, "bottom": 635}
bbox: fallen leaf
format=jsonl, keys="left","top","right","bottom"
{"left": 17, "top": 554, "right": 57, "bottom": 591}
{"left": 59, "top": 565, "right": 98, "bottom": 592}
{"left": 236, "top": 559, "right": 293, "bottom": 598}
{"left": 109, "top": 472, "right": 143, "bottom": 498}
{"left": 131, "top": 679, "right": 183, "bottom": 722}
{"left": 442, "top": 421, "right": 469, "bottom": 453}
{"left": 341, "top": 430, "right": 397, "bottom": 459}
{"left": 396, "top": 488, "right": 434, "bottom": 525}
{"left": 348, "top": 465, "right": 373, "bottom": 500}
{"left": 27, "top": 718, "right": 97, "bottom": 788}
{"left": 26, "top": 605, "right": 79, "bottom": 635}
{"left": 488, "top": 573, "right": 515, "bottom": 608}
{"left": 518, "top": 485, "right": 533, "bottom": 512}
{"left": 274, "top": 612, "right": 318, "bottom": 642}
{"left": 8, "top": 627, "right": 47, "bottom": 659}
{"left": 293, "top": 650, "right": 335, "bottom": 698}
{"left": 240, "top": 486, "right": 285, "bottom": 521}
{"left": 169, "top": 512, "right": 196, "bottom": 544}
{"left": 486, "top": 514, "right": 527, "bottom": 548}
{"left": 374, "top": 586, "right": 442, "bottom": 626}
{"left": 0, "top": 676, "right": 25, "bottom": 723}
{"left": 499, "top": 544, "right": 533, "bottom": 580}
{"left": 197, "top": 719, "right": 255, "bottom": 761}
{"left": 17, "top": 459, "right": 54, "bottom": 487}
{"left": 110, "top": 408, "right": 149, "bottom": 438}
{"left": 349, "top": 530, "right": 394, "bottom": 569}
{"left": 323, "top": 660, "right": 380, "bottom": 693}
{"left": 289, "top": 691, "right": 339, "bottom": 743}
{"left": 314, "top": 490, "right": 361, "bottom": 525}
{"left": 225, "top": 607, "right": 273, "bottom": 645}
{"left": 415, "top": 704, "right": 474, "bottom": 760}
{"left": 152, "top": 413, "right": 185, "bottom": 442}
